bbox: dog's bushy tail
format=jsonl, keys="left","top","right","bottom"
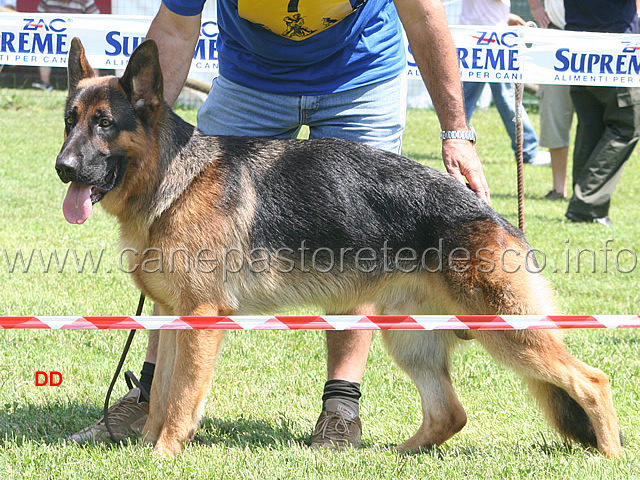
{"left": 472, "top": 326, "right": 622, "bottom": 456}
{"left": 527, "top": 379, "right": 598, "bottom": 448}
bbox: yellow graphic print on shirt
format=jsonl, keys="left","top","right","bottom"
{"left": 238, "top": 0, "right": 366, "bottom": 41}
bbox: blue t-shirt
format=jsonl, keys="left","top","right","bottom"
{"left": 564, "top": 0, "right": 638, "bottom": 33}
{"left": 162, "top": 0, "right": 406, "bottom": 94}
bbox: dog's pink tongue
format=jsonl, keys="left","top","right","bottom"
{"left": 63, "top": 183, "right": 93, "bottom": 224}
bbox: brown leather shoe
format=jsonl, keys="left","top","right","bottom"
{"left": 70, "top": 388, "right": 148, "bottom": 443}
{"left": 310, "top": 399, "right": 361, "bottom": 449}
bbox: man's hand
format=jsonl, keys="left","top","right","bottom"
{"left": 442, "top": 140, "right": 490, "bottom": 204}
{"left": 527, "top": 0, "right": 550, "bottom": 28}
{"left": 508, "top": 13, "right": 526, "bottom": 26}
{"left": 394, "top": 0, "right": 491, "bottom": 204}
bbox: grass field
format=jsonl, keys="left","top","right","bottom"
{"left": 0, "top": 88, "right": 639, "bottom": 479}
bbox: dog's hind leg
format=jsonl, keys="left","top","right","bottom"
{"left": 442, "top": 223, "right": 621, "bottom": 457}
{"left": 457, "top": 235, "right": 620, "bottom": 457}
{"left": 151, "top": 304, "right": 226, "bottom": 456}
{"left": 473, "top": 329, "right": 622, "bottom": 458}
{"left": 382, "top": 330, "right": 467, "bottom": 452}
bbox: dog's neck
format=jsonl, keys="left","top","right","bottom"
{"left": 148, "top": 109, "right": 212, "bottom": 222}
{"left": 111, "top": 106, "right": 217, "bottom": 239}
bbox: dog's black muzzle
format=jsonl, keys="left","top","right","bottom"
{"left": 56, "top": 153, "right": 81, "bottom": 184}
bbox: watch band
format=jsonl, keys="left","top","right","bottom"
{"left": 440, "top": 126, "right": 476, "bottom": 144}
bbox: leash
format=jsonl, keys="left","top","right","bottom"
{"left": 514, "top": 82, "right": 526, "bottom": 233}
{"left": 103, "top": 292, "right": 146, "bottom": 443}
{"left": 513, "top": 22, "right": 542, "bottom": 234}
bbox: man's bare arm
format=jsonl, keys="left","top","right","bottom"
{"left": 145, "top": 3, "right": 202, "bottom": 106}
{"left": 394, "top": 0, "right": 490, "bottom": 203}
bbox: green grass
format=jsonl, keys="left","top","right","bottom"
{"left": 0, "top": 88, "right": 639, "bottom": 479}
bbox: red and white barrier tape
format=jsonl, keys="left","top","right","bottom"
{"left": 1, "top": 315, "right": 639, "bottom": 330}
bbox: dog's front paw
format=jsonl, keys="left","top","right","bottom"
{"left": 153, "top": 436, "right": 184, "bottom": 457}
{"left": 393, "top": 442, "right": 413, "bottom": 454}
{"left": 141, "top": 419, "right": 161, "bottom": 446}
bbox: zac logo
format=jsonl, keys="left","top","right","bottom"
{"left": 621, "top": 41, "right": 640, "bottom": 53}
{"left": 471, "top": 31, "right": 518, "bottom": 48}
{"left": 23, "top": 18, "right": 68, "bottom": 33}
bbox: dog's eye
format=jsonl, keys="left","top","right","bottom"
{"left": 99, "top": 118, "right": 113, "bottom": 128}
{"left": 65, "top": 116, "right": 73, "bottom": 126}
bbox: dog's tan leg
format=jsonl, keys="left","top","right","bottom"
{"left": 142, "top": 329, "right": 176, "bottom": 446}
{"left": 445, "top": 226, "right": 621, "bottom": 456}
{"left": 382, "top": 330, "right": 467, "bottom": 452}
{"left": 473, "top": 329, "right": 622, "bottom": 458}
{"left": 142, "top": 303, "right": 174, "bottom": 446}
{"left": 152, "top": 304, "right": 226, "bottom": 457}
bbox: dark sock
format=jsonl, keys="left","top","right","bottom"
{"left": 138, "top": 362, "right": 155, "bottom": 401}
{"left": 321, "top": 379, "right": 361, "bottom": 419}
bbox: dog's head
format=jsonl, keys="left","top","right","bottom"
{"left": 56, "top": 37, "right": 164, "bottom": 224}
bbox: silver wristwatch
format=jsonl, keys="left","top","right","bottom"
{"left": 440, "top": 126, "right": 476, "bottom": 144}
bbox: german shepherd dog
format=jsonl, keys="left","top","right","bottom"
{"left": 56, "top": 38, "right": 622, "bottom": 458}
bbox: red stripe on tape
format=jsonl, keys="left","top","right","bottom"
{"left": 456, "top": 315, "right": 515, "bottom": 330}
{"left": 0, "top": 317, "right": 51, "bottom": 329}
{"left": 83, "top": 316, "right": 145, "bottom": 329}
{"left": 368, "top": 316, "right": 424, "bottom": 330}
{"left": 546, "top": 315, "right": 607, "bottom": 329}
{"left": 179, "top": 316, "right": 242, "bottom": 329}
{"left": 274, "top": 316, "right": 335, "bottom": 330}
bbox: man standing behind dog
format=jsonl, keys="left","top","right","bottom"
{"left": 563, "top": 0, "right": 640, "bottom": 226}
{"left": 71, "top": 0, "right": 489, "bottom": 449}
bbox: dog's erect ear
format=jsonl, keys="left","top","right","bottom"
{"left": 119, "top": 40, "right": 164, "bottom": 109}
{"left": 68, "top": 37, "right": 95, "bottom": 92}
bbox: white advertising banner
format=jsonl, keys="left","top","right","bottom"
{"left": 443, "top": 25, "right": 523, "bottom": 83}
{"left": 0, "top": 13, "right": 173, "bottom": 70}
{"left": 2, "top": 12, "right": 640, "bottom": 86}
{"left": 519, "top": 27, "right": 640, "bottom": 87}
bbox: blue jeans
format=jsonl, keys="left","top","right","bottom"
{"left": 197, "top": 74, "right": 407, "bottom": 155}
{"left": 463, "top": 82, "right": 539, "bottom": 162}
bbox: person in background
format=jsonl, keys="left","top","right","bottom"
{"left": 459, "top": 0, "right": 551, "bottom": 166}
{"left": 70, "top": 0, "right": 490, "bottom": 450}
{"left": 528, "top": 0, "right": 574, "bottom": 200}
{"left": 563, "top": 0, "right": 640, "bottom": 226}
{"left": 32, "top": 0, "right": 100, "bottom": 91}
{"left": 0, "top": 0, "right": 16, "bottom": 11}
